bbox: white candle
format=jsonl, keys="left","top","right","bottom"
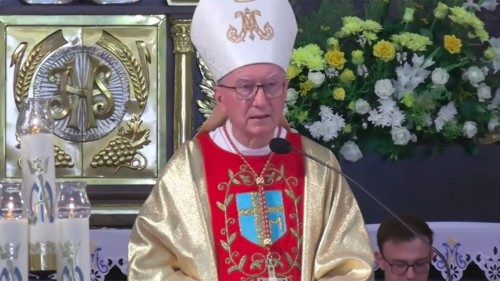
{"left": 19, "top": 133, "right": 57, "bottom": 243}
{"left": 0, "top": 218, "right": 29, "bottom": 281}
{"left": 56, "top": 218, "right": 90, "bottom": 281}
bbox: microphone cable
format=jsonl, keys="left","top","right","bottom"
{"left": 269, "top": 137, "right": 452, "bottom": 281}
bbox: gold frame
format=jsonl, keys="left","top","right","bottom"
{"left": 0, "top": 15, "right": 168, "bottom": 186}
{"left": 165, "top": 0, "right": 198, "bottom": 6}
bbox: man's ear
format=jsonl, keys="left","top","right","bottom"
{"left": 214, "top": 87, "right": 224, "bottom": 107}
{"left": 374, "top": 251, "right": 387, "bottom": 271}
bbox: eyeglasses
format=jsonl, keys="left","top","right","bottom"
{"left": 218, "top": 81, "right": 285, "bottom": 100}
{"left": 381, "top": 253, "right": 431, "bottom": 275}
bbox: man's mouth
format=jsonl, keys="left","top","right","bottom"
{"left": 249, "top": 114, "right": 270, "bottom": 120}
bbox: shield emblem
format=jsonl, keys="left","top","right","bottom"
{"left": 236, "top": 190, "right": 287, "bottom": 246}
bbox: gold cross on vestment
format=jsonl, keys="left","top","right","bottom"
{"left": 257, "top": 258, "right": 288, "bottom": 281}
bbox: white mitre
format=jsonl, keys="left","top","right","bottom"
{"left": 190, "top": 0, "right": 298, "bottom": 82}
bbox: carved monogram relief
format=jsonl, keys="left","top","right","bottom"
{"left": 2, "top": 17, "right": 165, "bottom": 183}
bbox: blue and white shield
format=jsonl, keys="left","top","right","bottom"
{"left": 236, "top": 191, "right": 287, "bottom": 246}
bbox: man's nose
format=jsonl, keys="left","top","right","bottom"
{"left": 405, "top": 265, "right": 417, "bottom": 279}
{"left": 252, "top": 86, "right": 268, "bottom": 105}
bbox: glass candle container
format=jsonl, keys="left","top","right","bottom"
{"left": 56, "top": 182, "right": 91, "bottom": 281}
{"left": 16, "top": 97, "right": 57, "bottom": 272}
{"left": 0, "top": 182, "right": 28, "bottom": 281}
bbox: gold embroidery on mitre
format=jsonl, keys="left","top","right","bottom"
{"left": 227, "top": 8, "right": 274, "bottom": 43}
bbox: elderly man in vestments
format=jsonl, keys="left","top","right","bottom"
{"left": 128, "top": 0, "right": 374, "bottom": 280}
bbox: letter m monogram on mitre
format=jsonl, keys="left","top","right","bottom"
{"left": 227, "top": 8, "right": 274, "bottom": 43}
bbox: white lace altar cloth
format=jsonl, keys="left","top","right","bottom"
{"left": 89, "top": 222, "right": 500, "bottom": 280}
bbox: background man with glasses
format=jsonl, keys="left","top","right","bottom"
{"left": 128, "top": 0, "right": 374, "bottom": 280}
{"left": 375, "top": 214, "right": 434, "bottom": 281}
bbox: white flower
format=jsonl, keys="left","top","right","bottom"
{"left": 325, "top": 68, "right": 338, "bottom": 78}
{"left": 374, "top": 79, "right": 394, "bottom": 99}
{"left": 411, "top": 134, "right": 418, "bottom": 142}
{"left": 476, "top": 83, "right": 492, "bottom": 102}
{"left": 308, "top": 71, "right": 326, "bottom": 88}
{"left": 362, "top": 122, "right": 368, "bottom": 129}
{"left": 463, "top": 66, "right": 486, "bottom": 87}
{"left": 464, "top": 0, "right": 498, "bottom": 11}
{"left": 481, "top": 0, "right": 498, "bottom": 10}
{"left": 391, "top": 126, "right": 412, "bottom": 146}
{"left": 286, "top": 88, "right": 298, "bottom": 105}
{"left": 462, "top": 121, "right": 478, "bottom": 138}
{"left": 305, "top": 106, "right": 345, "bottom": 142}
{"left": 354, "top": 99, "right": 371, "bottom": 115}
{"left": 488, "top": 115, "right": 499, "bottom": 132}
{"left": 340, "top": 141, "right": 363, "bottom": 162}
{"left": 368, "top": 99, "right": 406, "bottom": 127}
{"left": 431, "top": 67, "right": 450, "bottom": 86}
{"left": 488, "top": 37, "right": 500, "bottom": 74}
{"left": 393, "top": 54, "right": 434, "bottom": 99}
{"left": 434, "top": 102, "right": 458, "bottom": 132}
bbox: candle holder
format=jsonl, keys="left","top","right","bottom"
{"left": 0, "top": 182, "right": 28, "bottom": 281}
{"left": 16, "top": 97, "right": 57, "bottom": 273}
{"left": 56, "top": 182, "right": 91, "bottom": 281}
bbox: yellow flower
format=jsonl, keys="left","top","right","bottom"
{"left": 325, "top": 50, "right": 346, "bottom": 70}
{"left": 444, "top": 35, "right": 462, "bottom": 54}
{"left": 351, "top": 50, "right": 364, "bottom": 65}
{"left": 402, "top": 8, "right": 415, "bottom": 23}
{"left": 338, "top": 16, "right": 364, "bottom": 36}
{"left": 373, "top": 40, "right": 396, "bottom": 62}
{"left": 337, "top": 16, "right": 381, "bottom": 42}
{"left": 391, "top": 32, "right": 432, "bottom": 52}
{"left": 433, "top": 2, "right": 448, "bottom": 19}
{"left": 401, "top": 93, "right": 415, "bottom": 108}
{"left": 327, "top": 37, "right": 339, "bottom": 50}
{"left": 362, "top": 20, "right": 382, "bottom": 33}
{"left": 287, "top": 64, "right": 301, "bottom": 80}
{"left": 291, "top": 44, "right": 325, "bottom": 71}
{"left": 299, "top": 80, "right": 314, "bottom": 96}
{"left": 449, "top": 7, "right": 489, "bottom": 42}
{"left": 476, "top": 29, "right": 489, "bottom": 43}
{"left": 484, "top": 47, "right": 495, "bottom": 60}
{"left": 362, "top": 31, "right": 378, "bottom": 42}
{"left": 339, "top": 69, "right": 356, "bottom": 84}
{"left": 348, "top": 101, "right": 355, "bottom": 111}
{"left": 333, "top": 87, "right": 346, "bottom": 101}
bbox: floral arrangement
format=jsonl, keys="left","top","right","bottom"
{"left": 284, "top": 0, "right": 500, "bottom": 161}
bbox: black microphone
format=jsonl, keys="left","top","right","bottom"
{"left": 269, "top": 137, "right": 452, "bottom": 281}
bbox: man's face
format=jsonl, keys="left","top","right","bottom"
{"left": 376, "top": 238, "right": 432, "bottom": 281}
{"left": 215, "top": 63, "right": 287, "bottom": 147}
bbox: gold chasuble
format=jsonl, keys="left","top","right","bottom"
{"left": 128, "top": 132, "right": 374, "bottom": 281}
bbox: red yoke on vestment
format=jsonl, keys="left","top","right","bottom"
{"left": 198, "top": 132, "right": 305, "bottom": 281}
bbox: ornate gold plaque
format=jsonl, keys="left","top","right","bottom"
{"left": 0, "top": 15, "right": 167, "bottom": 185}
